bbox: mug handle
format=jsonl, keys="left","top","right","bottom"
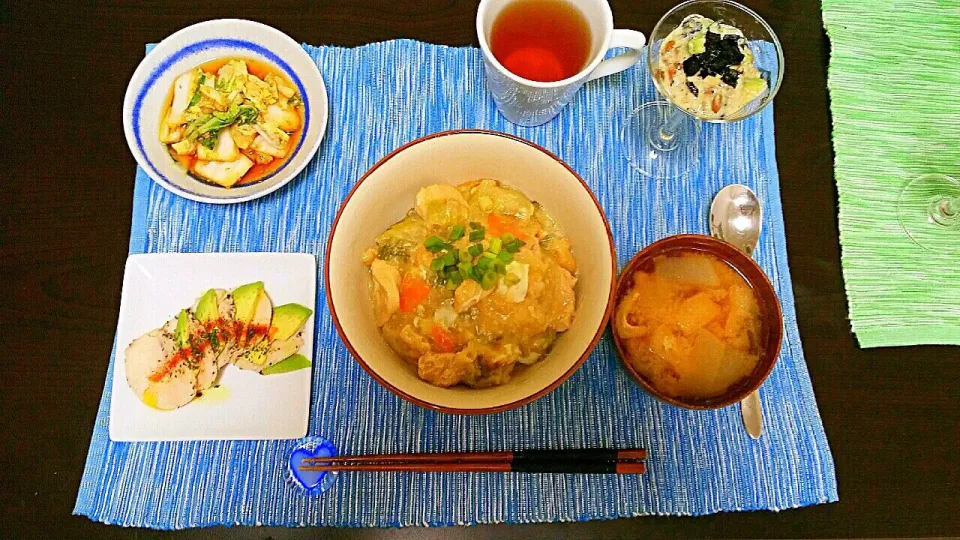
{"left": 586, "top": 29, "right": 647, "bottom": 82}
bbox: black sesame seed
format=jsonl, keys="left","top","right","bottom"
{"left": 686, "top": 81, "right": 699, "bottom": 96}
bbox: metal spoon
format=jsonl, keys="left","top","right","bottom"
{"left": 709, "top": 184, "right": 763, "bottom": 439}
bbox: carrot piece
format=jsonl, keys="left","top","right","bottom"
{"left": 399, "top": 276, "right": 431, "bottom": 312}
{"left": 664, "top": 40, "right": 675, "bottom": 52}
{"left": 487, "top": 214, "right": 527, "bottom": 240}
{"left": 430, "top": 325, "right": 456, "bottom": 353}
{"left": 712, "top": 94, "right": 722, "bottom": 113}
{"left": 668, "top": 66, "right": 677, "bottom": 83}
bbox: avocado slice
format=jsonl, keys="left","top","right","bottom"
{"left": 742, "top": 77, "right": 767, "bottom": 96}
{"left": 271, "top": 303, "right": 313, "bottom": 341}
{"left": 195, "top": 289, "right": 219, "bottom": 323}
{"left": 174, "top": 309, "right": 190, "bottom": 348}
{"left": 688, "top": 33, "right": 706, "bottom": 54}
{"left": 261, "top": 353, "right": 311, "bottom": 375}
{"left": 232, "top": 281, "right": 264, "bottom": 324}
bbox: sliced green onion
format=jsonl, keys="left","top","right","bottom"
{"left": 497, "top": 251, "right": 513, "bottom": 264}
{"left": 480, "top": 271, "right": 498, "bottom": 290}
{"left": 494, "top": 261, "right": 507, "bottom": 274}
{"left": 516, "top": 239, "right": 527, "bottom": 248}
{"left": 445, "top": 278, "right": 459, "bottom": 290}
{"left": 469, "top": 222, "right": 483, "bottom": 230}
{"left": 187, "top": 74, "right": 206, "bottom": 108}
{"left": 459, "top": 248, "right": 472, "bottom": 262}
{"left": 469, "top": 228, "right": 485, "bottom": 242}
{"left": 488, "top": 237, "right": 502, "bottom": 254}
{"left": 482, "top": 251, "right": 497, "bottom": 260}
{"left": 458, "top": 261, "right": 473, "bottom": 277}
{"left": 425, "top": 236, "right": 445, "bottom": 251}
{"left": 431, "top": 258, "right": 445, "bottom": 272}
{"left": 468, "top": 244, "right": 483, "bottom": 257}
{"left": 442, "top": 251, "right": 457, "bottom": 267}
{"left": 501, "top": 232, "right": 516, "bottom": 244}
{"left": 449, "top": 224, "right": 465, "bottom": 241}
{"left": 504, "top": 273, "right": 521, "bottom": 286}
{"left": 476, "top": 257, "right": 491, "bottom": 271}
{"left": 504, "top": 240, "right": 520, "bottom": 253}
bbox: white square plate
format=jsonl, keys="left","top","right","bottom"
{"left": 109, "top": 252, "right": 316, "bottom": 442}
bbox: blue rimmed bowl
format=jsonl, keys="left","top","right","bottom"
{"left": 122, "top": 19, "right": 328, "bottom": 204}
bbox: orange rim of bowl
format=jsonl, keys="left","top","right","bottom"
{"left": 324, "top": 129, "right": 618, "bottom": 415}
{"left": 612, "top": 234, "right": 784, "bottom": 410}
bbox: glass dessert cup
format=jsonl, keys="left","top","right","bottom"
{"left": 623, "top": 0, "right": 784, "bottom": 179}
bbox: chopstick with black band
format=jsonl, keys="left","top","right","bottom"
{"left": 298, "top": 448, "right": 647, "bottom": 474}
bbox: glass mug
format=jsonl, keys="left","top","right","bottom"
{"left": 477, "top": 0, "right": 647, "bottom": 126}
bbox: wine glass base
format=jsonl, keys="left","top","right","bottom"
{"left": 622, "top": 101, "right": 700, "bottom": 180}
{"left": 898, "top": 174, "right": 960, "bottom": 251}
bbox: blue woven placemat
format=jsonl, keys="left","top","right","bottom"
{"left": 75, "top": 40, "right": 837, "bottom": 529}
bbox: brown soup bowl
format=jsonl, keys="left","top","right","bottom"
{"left": 612, "top": 234, "right": 783, "bottom": 409}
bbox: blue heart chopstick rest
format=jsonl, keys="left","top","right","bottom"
{"left": 287, "top": 437, "right": 339, "bottom": 496}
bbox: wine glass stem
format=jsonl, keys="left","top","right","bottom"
{"left": 930, "top": 196, "right": 960, "bottom": 226}
{"left": 659, "top": 105, "right": 686, "bottom": 142}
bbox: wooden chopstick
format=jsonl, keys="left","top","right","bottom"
{"left": 302, "top": 448, "right": 647, "bottom": 464}
{"left": 298, "top": 461, "right": 646, "bottom": 474}
{"left": 297, "top": 448, "right": 647, "bottom": 474}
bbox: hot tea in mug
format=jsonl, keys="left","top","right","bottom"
{"left": 489, "top": 0, "right": 593, "bottom": 82}
{"left": 477, "top": 0, "right": 646, "bottom": 125}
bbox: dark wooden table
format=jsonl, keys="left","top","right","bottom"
{"left": 1, "top": 1, "right": 957, "bottom": 538}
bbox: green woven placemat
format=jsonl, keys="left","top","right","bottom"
{"left": 822, "top": 0, "right": 960, "bottom": 347}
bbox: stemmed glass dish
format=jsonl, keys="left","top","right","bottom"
{"left": 623, "top": 0, "right": 784, "bottom": 179}
{"left": 898, "top": 174, "right": 960, "bottom": 250}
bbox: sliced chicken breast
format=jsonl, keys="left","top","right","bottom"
{"left": 237, "top": 289, "right": 272, "bottom": 349}
{"left": 124, "top": 319, "right": 198, "bottom": 410}
{"left": 194, "top": 344, "right": 220, "bottom": 393}
{"left": 234, "top": 333, "right": 305, "bottom": 372}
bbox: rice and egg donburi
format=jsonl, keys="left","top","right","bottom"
{"left": 362, "top": 179, "right": 578, "bottom": 389}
